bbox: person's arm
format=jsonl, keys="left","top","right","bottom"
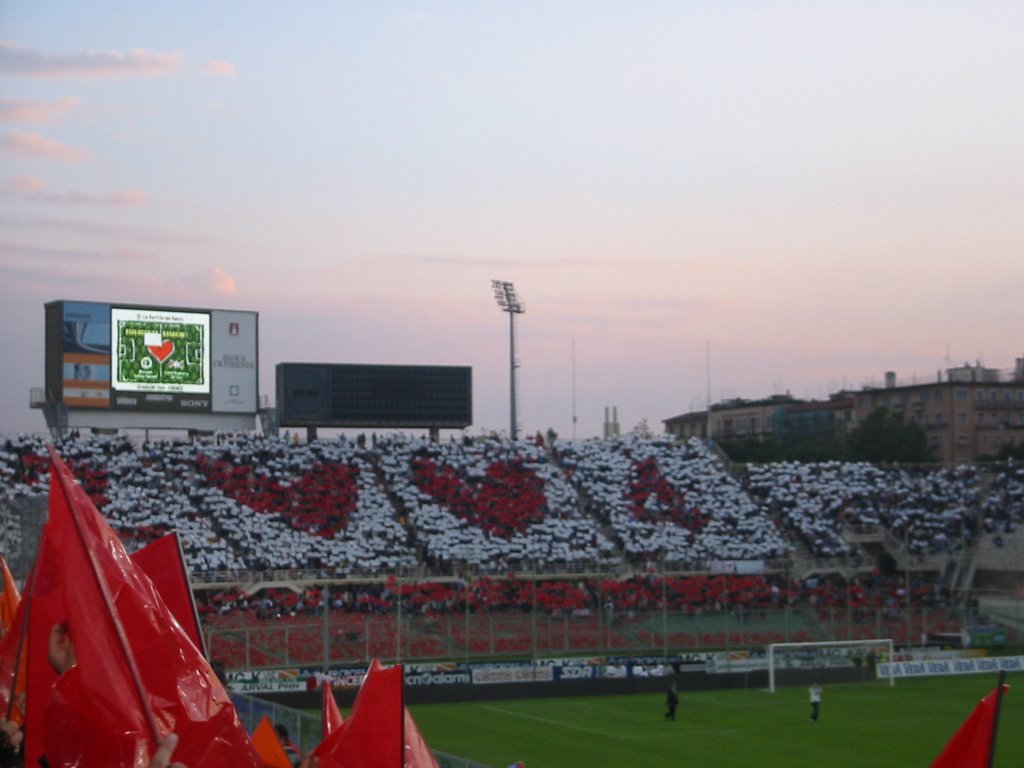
{"left": 148, "top": 733, "right": 187, "bottom": 768}
{"left": 0, "top": 718, "right": 23, "bottom": 765}
{"left": 48, "top": 623, "right": 77, "bottom": 674}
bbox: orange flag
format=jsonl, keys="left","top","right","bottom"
{"left": 931, "top": 678, "right": 1009, "bottom": 768}
{"left": 251, "top": 715, "right": 294, "bottom": 768}
{"left": 322, "top": 679, "right": 344, "bottom": 738}
{"left": 0, "top": 594, "right": 27, "bottom": 722}
{"left": 42, "top": 448, "right": 260, "bottom": 767}
{"left": 0, "top": 555, "right": 19, "bottom": 634}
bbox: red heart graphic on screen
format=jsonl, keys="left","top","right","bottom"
{"left": 148, "top": 340, "right": 175, "bottom": 362}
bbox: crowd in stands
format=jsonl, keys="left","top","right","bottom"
{"left": 553, "top": 436, "right": 790, "bottom": 564}
{"left": 745, "top": 462, "right": 979, "bottom": 559}
{"left": 1, "top": 431, "right": 1021, "bottom": 581}
{"left": 377, "top": 434, "right": 617, "bottom": 571}
{"left": 979, "top": 463, "right": 1024, "bottom": 542}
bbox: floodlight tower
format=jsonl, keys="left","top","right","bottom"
{"left": 492, "top": 279, "right": 525, "bottom": 441}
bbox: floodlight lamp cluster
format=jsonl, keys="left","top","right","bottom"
{"left": 491, "top": 279, "right": 525, "bottom": 314}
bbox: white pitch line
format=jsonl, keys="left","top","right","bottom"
{"left": 481, "top": 705, "right": 646, "bottom": 739}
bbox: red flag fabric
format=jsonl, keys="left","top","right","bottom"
{"left": 0, "top": 555, "right": 19, "bottom": 634}
{"left": 130, "top": 532, "right": 206, "bottom": 656}
{"left": 313, "top": 659, "right": 404, "bottom": 768}
{"left": 931, "top": 682, "right": 1009, "bottom": 768}
{"left": 23, "top": 525, "right": 63, "bottom": 766}
{"left": 403, "top": 707, "right": 439, "bottom": 768}
{"left": 322, "top": 679, "right": 344, "bottom": 738}
{"left": 42, "top": 448, "right": 260, "bottom": 767}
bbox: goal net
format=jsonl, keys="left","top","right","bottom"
{"left": 767, "top": 638, "right": 894, "bottom": 692}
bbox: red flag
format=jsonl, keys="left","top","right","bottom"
{"left": 322, "top": 679, "right": 344, "bottom": 738}
{"left": 0, "top": 555, "right": 19, "bottom": 634}
{"left": 131, "top": 532, "right": 206, "bottom": 656}
{"left": 43, "top": 448, "right": 260, "bottom": 767}
{"left": 23, "top": 525, "right": 63, "bottom": 766}
{"left": 931, "top": 679, "right": 1009, "bottom": 768}
{"left": 404, "top": 707, "right": 439, "bottom": 768}
{"left": 313, "top": 659, "right": 404, "bottom": 768}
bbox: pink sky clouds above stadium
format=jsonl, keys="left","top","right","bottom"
{"left": 1, "top": 1, "right": 1022, "bottom": 440}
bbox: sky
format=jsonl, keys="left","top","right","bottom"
{"left": 1, "top": 1, "right": 1022, "bottom": 440}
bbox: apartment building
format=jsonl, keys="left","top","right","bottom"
{"left": 852, "top": 363, "right": 1024, "bottom": 464}
{"left": 664, "top": 359, "right": 1024, "bottom": 464}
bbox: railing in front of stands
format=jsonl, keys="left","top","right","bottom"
{"left": 189, "top": 557, "right": 801, "bottom": 589}
{"left": 205, "top": 600, "right": 991, "bottom": 674}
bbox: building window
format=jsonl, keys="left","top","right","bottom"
{"left": 976, "top": 389, "right": 985, "bottom": 401}
{"left": 957, "top": 412, "right": 967, "bottom": 424}
{"left": 955, "top": 388, "right": 968, "bottom": 401}
{"left": 977, "top": 413, "right": 984, "bottom": 425}
{"left": 956, "top": 434, "right": 968, "bottom": 446}
{"left": 933, "top": 390, "right": 943, "bottom": 402}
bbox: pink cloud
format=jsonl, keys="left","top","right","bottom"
{"left": 205, "top": 59, "right": 237, "bottom": 77}
{"left": 195, "top": 266, "right": 237, "bottom": 295}
{"left": 0, "top": 40, "right": 182, "bottom": 78}
{"left": 6, "top": 174, "right": 45, "bottom": 193}
{"left": 0, "top": 240, "right": 155, "bottom": 262}
{"left": 0, "top": 212, "right": 214, "bottom": 246}
{"left": 0, "top": 96, "right": 78, "bottom": 123}
{"left": 0, "top": 131, "right": 88, "bottom": 162}
{"left": 3, "top": 177, "right": 148, "bottom": 206}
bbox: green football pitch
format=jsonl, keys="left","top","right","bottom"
{"left": 408, "top": 674, "right": 1023, "bottom": 768}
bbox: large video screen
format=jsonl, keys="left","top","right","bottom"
{"left": 46, "top": 301, "right": 257, "bottom": 416}
{"left": 111, "top": 306, "right": 211, "bottom": 394}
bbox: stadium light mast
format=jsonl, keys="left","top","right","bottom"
{"left": 492, "top": 279, "right": 525, "bottom": 441}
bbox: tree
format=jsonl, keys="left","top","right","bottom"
{"left": 632, "top": 419, "right": 653, "bottom": 438}
{"left": 846, "top": 408, "right": 932, "bottom": 463}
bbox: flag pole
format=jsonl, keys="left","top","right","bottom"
{"left": 987, "top": 670, "right": 1007, "bottom": 768}
{"left": 48, "top": 447, "right": 162, "bottom": 744}
{"left": 172, "top": 531, "right": 208, "bottom": 659}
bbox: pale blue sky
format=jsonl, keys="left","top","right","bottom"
{"left": 2, "top": 1, "right": 1022, "bottom": 438}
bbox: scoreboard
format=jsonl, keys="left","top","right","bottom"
{"left": 277, "top": 363, "right": 471, "bottom": 429}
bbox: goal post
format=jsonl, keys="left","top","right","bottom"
{"left": 767, "top": 638, "right": 895, "bottom": 693}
